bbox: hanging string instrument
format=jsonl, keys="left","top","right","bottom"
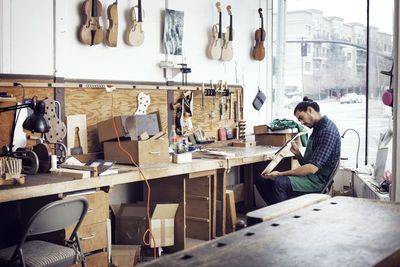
{"left": 253, "top": 8, "right": 266, "bottom": 61}
{"left": 221, "top": 5, "right": 234, "bottom": 61}
{"left": 208, "top": 2, "right": 223, "bottom": 59}
{"left": 105, "top": 0, "right": 118, "bottom": 47}
{"left": 125, "top": 0, "right": 144, "bottom": 46}
{"left": 79, "top": 0, "right": 103, "bottom": 46}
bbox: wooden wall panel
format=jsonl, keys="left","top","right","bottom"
{"left": 173, "top": 87, "right": 242, "bottom": 140}
{"left": 64, "top": 88, "right": 167, "bottom": 152}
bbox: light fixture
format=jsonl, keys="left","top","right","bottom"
{"left": 341, "top": 128, "right": 360, "bottom": 169}
{"left": 0, "top": 97, "right": 50, "bottom": 134}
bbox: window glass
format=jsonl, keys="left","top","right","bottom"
{"left": 272, "top": 0, "right": 393, "bottom": 170}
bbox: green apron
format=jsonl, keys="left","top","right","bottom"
{"left": 288, "top": 138, "right": 332, "bottom": 192}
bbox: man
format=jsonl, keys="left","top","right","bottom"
{"left": 255, "top": 97, "right": 341, "bottom": 205}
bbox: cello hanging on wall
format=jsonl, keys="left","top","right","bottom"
{"left": 253, "top": 8, "right": 266, "bottom": 61}
{"left": 125, "top": 0, "right": 144, "bottom": 46}
{"left": 105, "top": 0, "right": 118, "bottom": 47}
{"left": 79, "top": 0, "right": 103, "bottom": 46}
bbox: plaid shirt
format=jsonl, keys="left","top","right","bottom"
{"left": 307, "top": 116, "right": 341, "bottom": 169}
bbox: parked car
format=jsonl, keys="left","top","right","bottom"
{"left": 356, "top": 94, "right": 366, "bottom": 103}
{"left": 284, "top": 95, "right": 302, "bottom": 109}
{"left": 340, "top": 93, "right": 358, "bottom": 104}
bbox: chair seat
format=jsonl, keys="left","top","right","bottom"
{"left": 0, "top": 240, "right": 78, "bottom": 267}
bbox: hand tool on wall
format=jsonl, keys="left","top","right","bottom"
{"left": 201, "top": 82, "right": 205, "bottom": 108}
{"left": 71, "top": 127, "right": 83, "bottom": 155}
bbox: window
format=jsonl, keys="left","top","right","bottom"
{"left": 272, "top": 0, "right": 393, "bottom": 170}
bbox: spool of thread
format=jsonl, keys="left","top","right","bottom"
{"left": 51, "top": 155, "right": 57, "bottom": 170}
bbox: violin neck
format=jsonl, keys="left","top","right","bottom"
{"left": 218, "top": 12, "right": 222, "bottom": 39}
{"left": 92, "top": 0, "right": 98, "bottom": 17}
{"left": 138, "top": 0, "right": 142, "bottom": 22}
{"left": 260, "top": 14, "right": 264, "bottom": 41}
{"left": 229, "top": 15, "right": 233, "bottom": 41}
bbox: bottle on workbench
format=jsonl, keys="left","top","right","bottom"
{"left": 170, "top": 124, "right": 178, "bottom": 153}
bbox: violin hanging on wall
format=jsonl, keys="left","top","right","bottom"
{"left": 253, "top": 8, "right": 266, "bottom": 61}
{"left": 125, "top": 0, "right": 144, "bottom": 46}
{"left": 105, "top": 0, "right": 118, "bottom": 47}
{"left": 79, "top": 0, "right": 103, "bottom": 46}
{"left": 207, "top": 2, "right": 223, "bottom": 60}
{"left": 221, "top": 5, "right": 233, "bottom": 61}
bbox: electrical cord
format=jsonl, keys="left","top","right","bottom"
{"left": 110, "top": 92, "right": 157, "bottom": 259}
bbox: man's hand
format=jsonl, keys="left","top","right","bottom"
{"left": 290, "top": 141, "right": 301, "bottom": 157}
{"left": 261, "top": 171, "right": 281, "bottom": 179}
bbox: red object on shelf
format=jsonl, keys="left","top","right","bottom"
{"left": 218, "top": 128, "right": 227, "bottom": 141}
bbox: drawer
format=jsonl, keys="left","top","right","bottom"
{"left": 66, "top": 220, "right": 107, "bottom": 253}
{"left": 64, "top": 191, "right": 109, "bottom": 225}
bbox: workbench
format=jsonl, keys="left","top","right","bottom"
{"left": 141, "top": 195, "right": 400, "bottom": 266}
{"left": 0, "top": 145, "right": 291, "bottom": 252}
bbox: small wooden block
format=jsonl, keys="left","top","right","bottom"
{"left": 0, "top": 176, "right": 25, "bottom": 186}
{"left": 149, "top": 131, "right": 165, "bottom": 140}
{"left": 139, "top": 131, "right": 149, "bottom": 140}
{"left": 233, "top": 141, "right": 256, "bottom": 147}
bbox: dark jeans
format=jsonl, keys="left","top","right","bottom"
{"left": 255, "top": 176, "right": 312, "bottom": 205}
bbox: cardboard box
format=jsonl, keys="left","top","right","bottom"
{"left": 115, "top": 203, "right": 179, "bottom": 248}
{"left": 98, "top": 116, "right": 130, "bottom": 143}
{"left": 111, "top": 245, "right": 140, "bottom": 267}
{"left": 104, "top": 138, "right": 169, "bottom": 166}
{"left": 97, "top": 113, "right": 161, "bottom": 143}
{"left": 255, "top": 133, "right": 293, "bottom": 146}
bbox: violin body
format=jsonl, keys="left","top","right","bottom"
{"left": 221, "top": 26, "right": 234, "bottom": 61}
{"left": 221, "top": 5, "right": 233, "bottom": 62}
{"left": 79, "top": 0, "right": 103, "bottom": 46}
{"left": 208, "top": 24, "right": 223, "bottom": 59}
{"left": 253, "top": 28, "right": 266, "bottom": 61}
{"left": 125, "top": 3, "right": 144, "bottom": 46}
{"left": 253, "top": 8, "right": 266, "bottom": 61}
{"left": 106, "top": 1, "right": 118, "bottom": 47}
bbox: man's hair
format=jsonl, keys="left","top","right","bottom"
{"left": 294, "top": 96, "right": 320, "bottom": 115}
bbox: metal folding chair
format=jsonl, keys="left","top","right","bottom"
{"left": 0, "top": 196, "right": 89, "bottom": 267}
{"left": 320, "top": 160, "right": 341, "bottom": 194}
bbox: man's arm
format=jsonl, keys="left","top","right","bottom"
{"left": 261, "top": 163, "right": 318, "bottom": 179}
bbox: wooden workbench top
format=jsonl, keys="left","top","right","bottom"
{"left": 142, "top": 196, "right": 400, "bottom": 266}
{"left": 0, "top": 145, "right": 282, "bottom": 203}
{"left": 0, "top": 158, "right": 227, "bottom": 203}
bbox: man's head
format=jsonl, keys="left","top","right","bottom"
{"left": 294, "top": 97, "right": 322, "bottom": 128}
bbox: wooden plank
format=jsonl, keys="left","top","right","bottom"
{"left": 243, "top": 164, "right": 254, "bottom": 211}
{"left": 217, "top": 169, "right": 226, "bottom": 236}
{"left": 66, "top": 114, "right": 88, "bottom": 155}
{"left": 139, "top": 196, "right": 400, "bottom": 267}
{"left": 246, "top": 193, "right": 331, "bottom": 226}
{"left": 225, "top": 190, "right": 236, "bottom": 234}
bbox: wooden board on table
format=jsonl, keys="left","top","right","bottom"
{"left": 66, "top": 114, "right": 88, "bottom": 155}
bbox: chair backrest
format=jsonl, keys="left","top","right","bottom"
{"left": 23, "top": 196, "right": 89, "bottom": 239}
{"left": 320, "top": 160, "right": 340, "bottom": 194}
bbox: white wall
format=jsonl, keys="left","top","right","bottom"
{"left": 0, "top": 0, "right": 272, "bottom": 133}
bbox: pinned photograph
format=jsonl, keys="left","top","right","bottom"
{"left": 163, "top": 9, "right": 184, "bottom": 55}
